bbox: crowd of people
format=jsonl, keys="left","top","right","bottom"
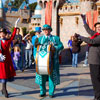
{"left": 0, "top": 14, "right": 100, "bottom": 100}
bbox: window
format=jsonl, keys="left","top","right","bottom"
{"left": 60, "top": 7, "right": 62, "bottom": 10}
{"left": 35, "top": 23, "right": 37, "bottom": 26}
{"left": 65, "top": 7, "right": 67, "bottom": 10}
{"left": 39, "top": 1, "right": 43, "bottom": 8}
{"left": 22, "top": 19, "right": 28, "bottom": 23}
{"left": 54, "top": 0, "right": 56, "bottom": 8}
{"left": 44, "top": 1, "right": 47, "bottom": 8}
{"left": 98, "top": 8, "right": 100, "bottom": 15}
{"left": 71, "top": 6, "right": 73, "bottom": 9}
{"left": 24, "top": 10, "right": 28, "bottom": 13}
{"left": 76, "top": 5, "right": 78, "bottom": 9}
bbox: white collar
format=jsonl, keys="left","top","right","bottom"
{"left": 2, "top": 40, "right": 5, "bottom": 43}
{"left": 36, "top": 35, "right": 40, "bottom": 38}
{"left": 44, "top": 34, "right": 51, "bottom": 38}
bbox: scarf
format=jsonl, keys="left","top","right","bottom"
{"left": 90, "top": 32, "right": 100, "bottom": 39}
{"left": 89, "top": 32, "right": 100, "bottom": 46}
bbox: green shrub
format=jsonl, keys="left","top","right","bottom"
{"left": 30, "top": 31, "right": 35, "bottom": 37}
{"left": 10, "top": 27, "right": 14, "bottom": 33}
{"left": 22, "top": 27, "right": 27, "bottom": 36}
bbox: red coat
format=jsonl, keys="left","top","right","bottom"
{"left": 0, "top": 28, "right": 16, "bottom": 79}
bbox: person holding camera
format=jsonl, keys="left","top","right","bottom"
{"left": 76, "top": 14, "right": 100, "bottom": 100}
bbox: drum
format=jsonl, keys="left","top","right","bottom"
{"left": 36, "top": 44, "right": 53, "bottom": 75}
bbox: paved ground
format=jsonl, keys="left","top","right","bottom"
{"left": 0, "top": 62, "right": 94, "bottom": 100}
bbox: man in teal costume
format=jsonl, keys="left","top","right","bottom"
{"left": 35, "top": 24, "right": 64, "bottom": 98}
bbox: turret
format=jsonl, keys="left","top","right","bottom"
{"left": 96, "top": 0, "right": 100, "bottom": 15}
{"left": 37, "top": 0, "right": 65, "bottom": 36}
{"left": 8, "top": 2, "right": 12, "bottom": 12}
{"left": 80, "top": 0, "right": 93, "bottom": 14}
{"left": 19, "top": 1, "right": 30, "bottom": 23}
{"left": 0, "top": 0, "right": 3, "bottom": 18}
{"left": 31, "top": 4, "right": 42, "bottom": 29}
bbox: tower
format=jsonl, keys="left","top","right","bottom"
{"left": 30, "top": 4, "right": 42, "bottom": 30}
{"left": 19, "top": 1, "right": 30, "bottom": 23}
{"left": 96, "top": 0, "right": 100, "bottom": 21}
{"left": 0, "top": 0, "right": 3, "bottom": 18}
{"left": 96, "top": 0, "right": 100, "bottom": 15}
{"left": 8, "top": 1, "right": 12, "bottom": 12}
{"left": 80, "top": 0, "right": 93, "bottom": 14}
{"left": 37, "top": 0, "right": 65, "bottom": 36}
{"left": 0, "top": 0, "right": 3, "bottom": 27}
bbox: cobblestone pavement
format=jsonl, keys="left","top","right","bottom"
{"left": 0, "top": 63, "right": 94, "bottom": 100}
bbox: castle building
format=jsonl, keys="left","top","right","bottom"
{"left": 29, "top": 4, "right": 42, "bottom": 31}
{"left": 36, "top": 0, "right": 100, "bottom": 48}
{"left": 0, "top": 0, "right": 30, "bottom": 30}
{"left": 0, "top": 0, "right": 100, "bottom": 50}
{"left": 35, "top": 0, "right": 100, "bottom": 64}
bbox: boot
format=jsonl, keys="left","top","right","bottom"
{"left": 2, "top": 83, "right": 9, "bottom": 98}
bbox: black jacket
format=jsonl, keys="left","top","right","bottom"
{"left": 81, "top": 23, "right": 100, "bottom": 65}
{"left": 72, "top": 40, "right": 82, "bottom": 53}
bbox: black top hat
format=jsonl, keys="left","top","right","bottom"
{"left": 94, "top": 22, "right": 100, "bottom": 27}
{"left": 0, "top": 28, "right": 7, "bottom": 34}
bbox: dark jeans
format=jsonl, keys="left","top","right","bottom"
{"left": 25, "top": 49, "right": 32, "bottom": 68}
{"left": 90, "top": 64, "right": 100, "bottom": 99}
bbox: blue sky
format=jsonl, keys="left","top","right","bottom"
{"left": 29, "top": 0, "right": 37, "bottom": 4}
{"left": 3, "top": 0, "right": 37, "bottom": 4}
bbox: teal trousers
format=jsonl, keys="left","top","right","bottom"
{"left": 40, "top": 75, "right": 55, "bottom": 96}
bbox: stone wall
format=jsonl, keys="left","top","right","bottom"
{"left": 61, "top": 45, "right": 87, "bottom": 65}
{"left": 4, "top": 11, "right": 29, "bottom": 30}
{"left": 4, "top": 16, "right": 29, "bottom": 30}
{"left": 59, "top": 15, "right": 90, "bottom": 48}
{"left": 58, "top": 15, "right": 90, "bottom": 64}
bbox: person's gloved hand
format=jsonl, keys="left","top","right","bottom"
{"left": 15, "top": 18, "right": 20, "bottom": 28}
{"left": 0, "top": 53, "right": 6, "bottom": 61}
{"left": 74, "top": 33, "right": 82, "bottom": 40}
{"left": 81, "top": 14, "right": 86, "bottom": 24}
{"left": 74, "top": 33, "right": 80, "bottom": 37}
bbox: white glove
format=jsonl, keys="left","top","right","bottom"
{"left": 15, "top": 18, "right": 20, "bottom": 28}
{"left": 0, "top": 53, "right": 6, "bottom": 61}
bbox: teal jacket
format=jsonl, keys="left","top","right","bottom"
{"left": 35, "top": 35, "right": 64, "bottom": 85}
{"left": 32, "top": 35, "right": 38, "bottom": 59}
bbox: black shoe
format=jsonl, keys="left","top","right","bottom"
{"left": 49, "top": 95, "right": 54, "bottom": 98}
{"left": 92, "top": 98, "right": 98, "bottom": 100}
{"left": 21, "top": 69, "right": 24, "bottom": 72}
{"left": 1, "top": 90, "right": 4, "bottom": 94}
{"left": 1, "top": 90, "right": 9, "bottom": 98}
{"left": 39, "top": 94, "right": 46, "bottom": 97}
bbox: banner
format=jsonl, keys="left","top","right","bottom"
{"left": 86, "top": 10, "right": 98, "bottom": 30}
{"left": 45, "top": 0, "right": 52, "bottom": 26}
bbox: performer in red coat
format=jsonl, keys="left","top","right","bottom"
{"left": 0, "top": 18, "right": 20, "bottom": 98}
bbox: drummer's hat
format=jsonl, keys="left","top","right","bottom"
{"left": 35, "top": 27, "right": 42, "bottom": 33}
{"left": 42, "top": 24, "right": 52, "bottom": 31}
